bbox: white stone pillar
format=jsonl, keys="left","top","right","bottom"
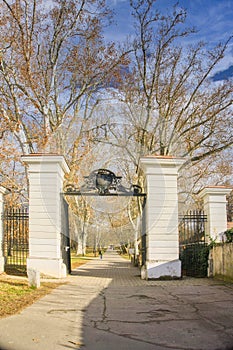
{"left": 139, "top": 156, "right": 185, "bottom": 280}
{"left": 22, "top": 154, "right": 70, "bottom": 278}
{"left": 0, "top": 186, "right": 8, "bottom": 273}
{"left": 199, "top": 186, "right": 232, "bottom": 243}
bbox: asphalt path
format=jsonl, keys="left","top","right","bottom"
{"left": 0, "top": 250, "right": 233, "bottom": 350}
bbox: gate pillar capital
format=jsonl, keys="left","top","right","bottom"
{"left": 139, "top": 155, "right": 185, "bottom": 280}
{"left": 140, "top": 155, "right": 185, "bottom": 174}
{"left": 22, "top": 154, "right": 70, "bottom": 278}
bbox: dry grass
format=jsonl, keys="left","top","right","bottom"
{"left": 0, "top": 274, "right": 63, "bottom": 319}
{"left": 0, "top": 254, "right": 95, "bottom": 318}
{"left": 71, "top": 252, "right": 96, "bottom": 269}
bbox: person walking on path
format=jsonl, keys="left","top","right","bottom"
{"left": 98, "top": 249, "right": 103, "bottom": 259}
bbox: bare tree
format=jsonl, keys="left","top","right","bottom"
{"left": 0, "top": 0, "right": 130, "bottom": 196}
{"left": 99, "top": 0, "right": 233, "bottom": 199}
{"left": 129, "top": 0, "right": 232, "bottom": 158}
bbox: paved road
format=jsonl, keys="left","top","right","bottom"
{"left": 0, "top": 250, "right": 233, "bottom": 350}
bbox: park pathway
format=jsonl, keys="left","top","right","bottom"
{"left": 0, "top": 250, "right": 233, "bottom": 350}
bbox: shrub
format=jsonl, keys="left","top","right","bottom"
{"left": 224, "top": 228, "right": 233, "bottom": 243}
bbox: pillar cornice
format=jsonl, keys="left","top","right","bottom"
{"left": 21, "top": 154, "right": 70, "bottom": 174}
{"left": 199, "top": 186, "right": 232, "bottom": 199}
{"left": 140, "top": 156, "right": 185, "bottom": 175}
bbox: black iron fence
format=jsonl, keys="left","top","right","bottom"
{"left": 179, "top": 210, "right": 209, "bottom": 277}
{"left": 61, "top": 197, "right": 71, "bottom": 273}
{"left": 179, "top": 210, "right": 207, "bottom": 245}
{"left": 179, "top": 243, "right": 209, "bottom": 277}
{"left": 3, "top": 207, "right": 29, "bottom": 275}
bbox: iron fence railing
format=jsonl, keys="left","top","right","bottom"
{"left": 3, "top": 207, "right": 29, "bottom": 274}
{"left": 179, "top": 210, "right": 207, "bottom": 245}
{"left": 179, "top": 210, "right": 208, "bottom": 277}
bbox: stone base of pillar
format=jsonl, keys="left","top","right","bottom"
{"left": 27, "top": 257, "right": 67, "bottom": 278}
{"left": 0, "top": 256, "right": 5, "bottom": 273}
{"left": 141, "top": 259, "right": 181, "bottom": 280}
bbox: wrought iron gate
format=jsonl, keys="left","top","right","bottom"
{"left": 3, "top": 207, "right": 29, "bottom": 275}
{"left": 179, "top": 210, "right": 209, "bottom": 277}
{"left": 63, "top": 168, "right": 146, "bottom": 271}
{"left": 61, "top": 197, "right": 71, "bottom": 273}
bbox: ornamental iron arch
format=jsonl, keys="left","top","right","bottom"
{"left": 64, "top": 168, "right": 146, "bottom": 197}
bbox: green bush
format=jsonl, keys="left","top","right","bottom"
{"left": 224, "top": 228, "right": 233, "bottom": 243}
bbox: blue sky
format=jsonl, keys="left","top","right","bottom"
{"left": 105, "top": 0, "right": 233, "bottom": 78}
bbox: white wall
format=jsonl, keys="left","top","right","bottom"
{"left": 140, "top": 156, "right": 184, "bottom": 279}
{"left": 199, "top": 187, "right": 232, "bottom": 242}
{"left": 22, "top": 155, "right": 70, "bottom": 278}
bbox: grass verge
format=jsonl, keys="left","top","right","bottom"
{"left": 0, "top": 252, "right": 96, "bottom": 318}
{"left": 71, "top": 252, "right": 96, "bottom": 269}
{"left": 0, "top": 274, "right": 63, "bottom": 319}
